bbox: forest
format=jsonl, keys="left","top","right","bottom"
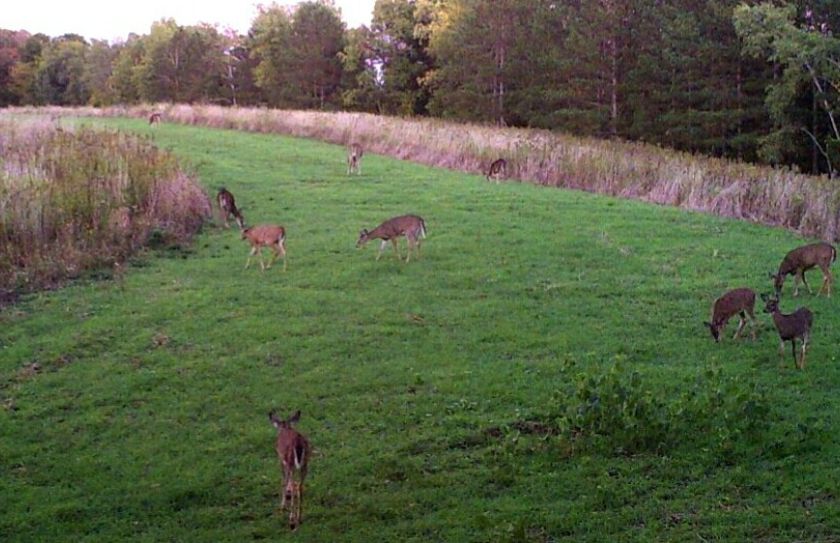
{"left": 1, "top": 0, "right": 839, "bottom": 176}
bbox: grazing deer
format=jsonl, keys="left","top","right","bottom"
{"left": 242, "top": 225, "right": 287, "bottom": 271}
{"left": 357, "top": 214, "right": 426, "bottom": 263}
{"left": 485, "top": 158, "right": 507, "bottom": 182}
{"left": 216, "top": 188, "right": 245, "bottom": 229}
{"left": 769, "top": 242, "right": 836, "bottom": 297}
{"left": 703, "top": 288, "right": 757, "bottom": 343}
{"left": 148, "top": 112, "right": 162, "bottom": 126}
{"left": 269, "top": 410, "right": 310, "bottom": 530}
{"left": 761, "top": 293, "right": 813, "bottom": 369}
{"left": 347, "top": 143, "right": 363, "bottom": 175}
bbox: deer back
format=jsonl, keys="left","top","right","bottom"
{"left": 370, "top": 215, "right": 424, "bottom": 240}
{"left": 243, "top": 225, "right": 285, "bottom": 246}
{"left": 711, "top": 288, "right": 755, "bottom": 325}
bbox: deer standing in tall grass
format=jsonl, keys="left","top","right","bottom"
{"left": 703, "top": 288, "right": 757, "bottom": 342}
{"left": 769, "top": 242, "right": 836, "bottom": 297}
{"left": 486, "top": 158, "right": 507, "bottom": 182}
{"left": 216, "top": 188, "right": 245, "bottom": 229}
{"left": 242, "top": 225, "right": 287, "bottom": 271}
{"left": 347, "top": 143, "right": 363, "bottom": 175}
{"left": 269, "top": 410, "right": 310, "bottom": 530}
{"left": 761, "top": 293, "right": 813, "bottom": 370}
{"left": 357, "top": 214, "right": 426, "bottom": 262}
{"left": 148, "top": 112, "right": 162, "bottom": 126}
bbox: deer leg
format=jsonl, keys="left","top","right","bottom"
{"left": 792, "top": 273, "right": 801, "bottom": 297}
{"left": 245, "top": 246, "right": 258, "bottom": 269}
{"left": 733, "top": 312, "right": 746, "bottom": 340}
{"left": 801, "top": 271, "right": 812, "bottom": 294}
{"left": 791, "top": 339, "right": 798, "bottom": 369}
{"left": 391, "top": 239, "right": 401, "bottom": 260}
{"left": 376, "top": 240, "right": 387, "bottom": 261}
{"left": 778, "top": 339, "right": 785, "bottom": 364}
{"left": 405, "top": 236, "right": 414, "bottom": 263}
{"left": 747, "top": 308, "right": 757, "bottom": 340}
{"left": 278, "top": 240, "right": 287, "bottom": 271}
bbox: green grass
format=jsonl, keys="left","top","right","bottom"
{"left": 2, "top": 119, "right": 840, "bottom": 542}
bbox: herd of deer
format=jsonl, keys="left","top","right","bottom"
{"left": 704, "top": 241, "right": 835, "bottom": 370}
{"left": 196, "top": 132, "right": 839, "bottom": 529}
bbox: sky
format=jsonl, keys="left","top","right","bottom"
{"left": 2, "top": 0, "right": 375, "bottom": 43}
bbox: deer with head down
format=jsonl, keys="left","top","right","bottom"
{"left": 269, "top": 410, "right": 310, "bottom": 530}
{"left": 485, "top": 158, "right": 507, "bottom": 182}
{"left": 769, "top": 242, "right": 836, "bottom": 297}
{"left": 703, "top": 287, "right": 757, "bottom": 343}
{"left": 761, "top": 293, "right": 813, "bottom": 370}
{"left": 216, "top": 188, "right": 245, "bottom": 229}
{"left": 357, "top": 214, "right": 426, "bottom": 263}
{"left": 347, "top": 143, "right": 363, "bottom": 175}
{"left": 242, "top": 224, "right": 286, "bottom": 271}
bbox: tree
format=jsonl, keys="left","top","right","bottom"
{"left": 735, "top": 2, "right": 840, "bottom": 176}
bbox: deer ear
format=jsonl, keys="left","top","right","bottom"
{"left": 268, "top": 411, "right": 281, "bottom": 428}
{"left": 703, "top": 321, "right": 712, "bottom": 329}
{"left": 288, "top": 410, "right": 301, "bottom": 424}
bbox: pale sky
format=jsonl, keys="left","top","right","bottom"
{"left": 2, "top": 0, "right": 375, "bottom": 42}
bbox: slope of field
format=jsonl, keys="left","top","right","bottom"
{"left": 2, "top": 119, "right": 839, "bottom": 542}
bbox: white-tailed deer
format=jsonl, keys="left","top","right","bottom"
{"left": 703, "top": 288, "right": 757, "bottom": 343}
{"left": 242, "top": 225, "right": 286, "bottom": 271}
{"left": 769, "top": 242, "right": 836, "bottom": 297}
{"left": 148, "top": 112, "right": 162, "bottom": 126}
{"left": 357, "top": 214, "right": 426, "bottom": 263}
{"left": 761, "top": 293, "right": 813, "bottom": 369}
{"left": 485, "top": 158, "right": 507, "bottom": 182}
{"left": 216, "top": 188, "right": 245, "bottom": 229}
{"left": 347, "top": 143, "right": 363, "bottom": 175}
{"left": 269, "top": 410, "right": 310, "bottom": 530}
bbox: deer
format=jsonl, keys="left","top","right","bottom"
{"left": 148, "top": 112, "right": 162, "bottom": 126}
{"left": 347, "top": 143, "right": 363, "bottom": 175}
{"left": 703, "top": 287, "right": 757, "bottom": 343}
{"left": 356, "top": 214, "right": 426, "bottom": 263}
{"left": 485, "top": 158, "right": 507, "bottom": 182}
{"left": 242, "top": 225, "right": 287, "bottom": 271}
{"left": 269, "top": 410, "right": 310, "bottom": 531}
{"left": 761, "top": 293, "right": 813, "bottom": 370}
{"left": 769, "top": 241, "right": 836, "bottom": 297}
{"left": 216, "top": 188, "right": 245, "bottom": 229}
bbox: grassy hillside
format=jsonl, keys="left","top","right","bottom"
{"left": 2, "top": 118, "right": 839, "bottom": 542}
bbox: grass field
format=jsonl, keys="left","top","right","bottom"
{"left": 2, "top": 118, "right": 840, "bottom": 542}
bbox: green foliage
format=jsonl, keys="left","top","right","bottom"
{"left": 548, "top": 358, "right": 771, "bottom": 457}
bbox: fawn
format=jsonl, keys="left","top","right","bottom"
{"left": 347, "top": 143, "right": 363, "bottom": 175}
{"left": 269, "top": 410, "right": 310, "bottom": 530}
{"left": 357, "top": 214, "right": 426, "bottom": 262}
{"left": 242, "top": 225, "right": 286, "bottom": 271}
{"left": 769, "top": 242, "right": 836, "bottom": 297}
{"left": 762, "top": 293, "right": 813, "bottom": 370}
{"left": 216, "top": 188, "right": 245, "bottom": 229}
{"left": 703, "top": 288, "right": 757, "bottom": 342}
{"left": 486, "top": 158, "right": 507, "bottom": 182}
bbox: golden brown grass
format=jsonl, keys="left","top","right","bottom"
{"left": 13, "top": 104, "right": 839, "bottom": 242}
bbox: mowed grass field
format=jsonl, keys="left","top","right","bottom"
{"left": 2, "top": 118, "right": 840, "bottom": 542}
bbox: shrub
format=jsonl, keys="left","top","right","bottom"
{"left": 0, "top": 118, "right": 211, "bottom": 295}
{"left": 548, "top": 357, "right": 771, "bottom": 456}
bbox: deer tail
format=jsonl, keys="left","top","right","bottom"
{"left": 420, "top": 219, "right": 427, "bottom": 239}
{"left": 832, "top": 244, "right": 837, "bottom": 265}
{"left": 294, "top": 443, "right": 306, "bottom": 470}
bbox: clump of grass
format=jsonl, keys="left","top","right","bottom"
{"left": 0, "top": 117, "right": 210, "bottom": 295}
{"left": 11, "top": 104, "right": 840, "bottom": 242}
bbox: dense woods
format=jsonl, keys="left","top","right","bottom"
{"left": 1, "top": 0, "right": 839, "bottom": 175}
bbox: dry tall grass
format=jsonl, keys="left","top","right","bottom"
{"left": 14, "top": 104, "right": 840, "bottom": 242}
{"left": 0, "top": 116, "right": 211, "bottom": 296}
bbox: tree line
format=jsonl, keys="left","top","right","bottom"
{"left": 1, "top": 0, "right": 838, "bottom": 176}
